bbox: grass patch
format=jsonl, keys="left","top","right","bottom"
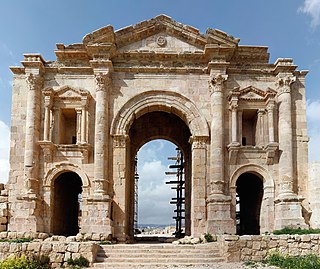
{"left": 67, "top": 256, "right": 89, "bottom": 268}
{"left": 99, "top": 240, "right": 112, "bottom": 245}
{"left": 204, "top": 233, "right": 214, "bottom": 242}
{"left": 0, "top": 237, "right": 33, "bottom": 243}
{"left": 273, "top": 227, "right": 320, "bottom": 235}
{"left": 0, "top": 255, "right": 50, "bottom": 269}
{"left": 264, "top": 252, "right": 320, "bottom": 269}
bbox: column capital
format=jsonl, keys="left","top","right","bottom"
{"left": 113, "top": 134, "right": 129, "bottom": 148}
{"left": 208, "top": 74, "right": 228, "bottom": 93}
{"left": 26, "top": 73, "right": 44, "bottom": 91}
{"left": 94, "top": 73, "right": 112, "bottom": 92}
{"left": 189, "top": 136, "right": 208, "bottom": 149}
{"left": 276, "top": 75, "right": 296, "bottom": 97}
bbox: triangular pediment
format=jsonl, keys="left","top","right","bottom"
{"left": 53, "top": 86, "right": 90, "bottom": 99}
{"left": 118, "top": 31, "right": 203, "bottom": 53}
{"left": 239, "top": 86, "right": 266, "bottom": 101}
{"left": 82, "top": 14, "right": 239, "bottom": 51}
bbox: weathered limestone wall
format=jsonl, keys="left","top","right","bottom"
{"left": 309, "top": 161, "right": 320, "bottom": 228}
{"left": 0, "top": 184, "right": 8, "bottom": 232}
{"left": 220, "top": 234, "right": 320, "bottom": 262}
{"left": 0, "top": 240, "right": 99, "bottom": 268}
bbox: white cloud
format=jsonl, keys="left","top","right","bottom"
{"left": 137, "top": 159, "right": 176, "bottom": 225}
{"left": 307, "top": 100, "right": 320, "bottom": 162}
{"left": 0, "top": 121, "right": 10, "bottom": 183}
{"left": 299, "top": 0, "right": 320, "bottom": 27}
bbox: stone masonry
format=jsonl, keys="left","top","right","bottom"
{"left": 5, "top": 15, "right": 318, "bottom": 240}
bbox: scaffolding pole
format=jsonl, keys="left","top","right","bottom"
{"left": 166, "top": 148, "right": 185, "bottom": 238}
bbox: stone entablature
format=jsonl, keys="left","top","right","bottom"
{"left": 7, "top": 15, "right": 312, "bottom": 240}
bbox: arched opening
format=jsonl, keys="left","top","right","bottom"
{"left": 53, "top": 172, "right": 82, "bottom": 235}
{"left": 236, "top": 173, "right": 263, "bottom": 235}
{"left": 128, "top": 111, "right": 192, "bottom": 239}
{"left": 136, "top": 140, "right": 182, "bottom": 237}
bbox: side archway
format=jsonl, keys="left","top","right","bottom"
{"left": 230, "top": 164, "right": 275, "bottom": 234}
{"left": 43, "top": 163, "right": 89, "bottom": 235}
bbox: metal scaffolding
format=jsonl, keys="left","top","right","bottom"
{"left": 134, "top": 156, "right": 139, "bottom": 233}
{"left": 166, "top": 148, "right": 185, "bottom": 238}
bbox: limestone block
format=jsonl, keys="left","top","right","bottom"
{"left": 67, "top": 243, "right": 79, "bottom": 253}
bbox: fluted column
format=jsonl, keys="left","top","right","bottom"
{"left": 208, "top": 74, "right": 227, "bottom": 196}
{"left": 277, "top": 76, "right": 296, "bottom": 197}
{"left": 93, "top": 73, "right": 111, "bottom": 195}
{"left": 24, "top": 73, "right": 43, "bottom": 194}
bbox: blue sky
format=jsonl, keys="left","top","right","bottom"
{"left": 0, "top": 0, "right": 320, "bottom": 224}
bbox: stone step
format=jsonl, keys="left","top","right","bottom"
{"left": 97, "top": 248, "right": 220, "bottom": 254}
{"left": 99, "top": 243, "right": 219, "bottom": 250}
{"left": 95, "top": 257, "right": 225, "bottom": 263}
{"left": 93, "top": 243, "right": 225, "bottom": 268}
{"left": 97, "top": 252, "right": 218, "bottom": 258}
{"left": 92, "top": 261, "right": 225, "bottom": 269}
{"left": 96, "top": 253, "right": 218, "bottom": 261}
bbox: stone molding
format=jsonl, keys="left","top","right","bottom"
{"left": 110, "top": 90, "right": 209, "bottom": 138}
{"left": 44, "top": 162, "right": 90, "bottom": 187}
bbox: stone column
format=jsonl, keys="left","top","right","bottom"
{"left": 207, "top": 74, "right": 235, "bottom": 234}
{"left": 238, "top": 110, "right": 243, "bottom": 145}
{"left": 24, "top": 73, "right": 44, "bottom": 195}
{"left": 275, "top": 75, "right": 307, "bottom": 229}
{"left": 257, "top": 109, "right": 265, "bottom": 147}
{"left": 277, "top": 76, "right": 295, "bottom": 197}
{"left": 189, "top": 136, "right": 208, "bottom": 237}
{"left": 76, "top": 108, "right": 82, "bottom": 143}
{"left": 208, "top": 74, "right": 227, "bottom": 195}
{"left": 43, "top": 93, "right": 52, "bottom": 142}
{"left": 230, "top": 102, "right": 239, "bottom": 145}
{"left": 81, "top": 104, "right": 87, "bottom": 144}
{"left": 266, "top": 100, "right": 275, "bottom": 143}
{"left": 93, "top": 73, "right": 112, "bottom": 195}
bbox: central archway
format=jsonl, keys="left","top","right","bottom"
{"left": 111, "top": 91, "right": 210, "bottom": 240}
{"left": 128, "top": 111, "right": 192, "bottom": 238}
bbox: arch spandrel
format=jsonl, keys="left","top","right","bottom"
{"left": 44, "top": 162, "right": 90, "bottom": 187}
{"left": 110, "top": 91, "right": 210, "bottom": 138}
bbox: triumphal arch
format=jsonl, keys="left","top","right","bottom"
{"left": 8, "top": 15, "right": 312, "bottom": 240}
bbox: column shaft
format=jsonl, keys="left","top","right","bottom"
{"left": 94, "top": 74, "right": 111, "bottom": 194}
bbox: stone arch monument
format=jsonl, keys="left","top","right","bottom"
{"left": 8, "top": 15, "right": 311, "bottom": 240}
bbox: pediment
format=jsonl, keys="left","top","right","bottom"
{"left": 82, "top": 14, "right": 239, "bottom": 52}
{"left": 118, "top": 32, "right": 203, "bottom": 53}
{"left": 239, "top": 86, "right": 266, "bottom": 101}
{"left": 53, "top": 86, "right": 90, "bottom": 100}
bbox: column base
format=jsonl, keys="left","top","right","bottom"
{"left": 274, "top": 195, "right": 308, "bottom": 230}
{"left": 9, "top": 195, "right": 44, "bottom": 232}
{"left": 82, "top": 194, "right": 113, "bottom": 237}
{"left": 206, "top": 194, "right": 236, "bottom": 234}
